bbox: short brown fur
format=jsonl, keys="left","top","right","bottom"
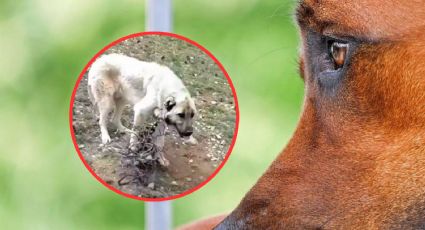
{"left": 184, "top": 1, "right": 425, "bottom": 229}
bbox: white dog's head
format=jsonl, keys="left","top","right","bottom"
{"left": 163, "top": 96, "right": 196, "bottom": 137}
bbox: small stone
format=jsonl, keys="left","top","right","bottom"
{"left": 148, "top": 183, "right": 155, "bottom": 189}
{"left": 185, "top": 177, "right": 192, "bottom": 182}
{"left": 211, "top": 101, "right": 217, "bottom": 105}
{"left": 171, "top": 181, "right": 178, "bottom": 185}
{"left": 78, "top": 144, "right": 85, "bottom": 149}
{"left": 189, "top": 159, "right": 194, "bottom": 163}
{"left": 216, "top": 134, "right": 222, "bottom": 139}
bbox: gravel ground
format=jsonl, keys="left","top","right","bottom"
{"left": 72, "top": 35, "right": 236, "bottom": 198}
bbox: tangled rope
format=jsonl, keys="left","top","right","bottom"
{"left": 118, "top": 114, "right": 168, "bottom": 187}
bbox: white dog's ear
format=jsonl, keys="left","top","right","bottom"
{"left": 165, "top": 96, "right": 176, "bottom": 111}
{"left": 188, "top": 97, "right": 197, "bottom": 112}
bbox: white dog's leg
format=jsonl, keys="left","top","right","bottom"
{"left": 112, "top": 99, "right": 132, "bottom": 133}
{"left": 98, "top": 98, "right": 114, "bottom": 144}
{"left": 129, "top": 89, "right": 156, "bottom": 149}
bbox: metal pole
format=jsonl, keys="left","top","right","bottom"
{"left": 145, "top": 1, "right": 172, "bottom": 230}
{"left": 146, "top": 0, "right": 173, "bottom": 32}
{"left": 146, "top": 201, "right": 172, "bottom": 230}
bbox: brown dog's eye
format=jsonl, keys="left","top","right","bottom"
{"left": 329, "top": 41, "right": 348, "bottom": 69}
{"left": 178, "top": 113, "right": 185, "bottom": 118}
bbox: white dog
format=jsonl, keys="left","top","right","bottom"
{"left": 87, "top": 54, "right": 197, "bottom": 156}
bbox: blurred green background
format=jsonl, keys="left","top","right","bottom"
{"left": 0, "top": 0, "right": 303, "bottom": 229}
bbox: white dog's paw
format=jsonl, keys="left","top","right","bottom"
{"left": 184, "top": 136, "right": 198, "bottom": 145}
{"left": 158, "top": 158, "right": 170, "bottom": 167}
{"left": 101, "top": 134, "right": 111, "bottom": 144}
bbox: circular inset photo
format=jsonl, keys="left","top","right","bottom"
{"left": 70, "top": 32, "right": 239, "bottom": 201}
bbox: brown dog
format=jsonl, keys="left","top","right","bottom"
{"left": 181, "top": 0, "right": 425, "bottom": 229}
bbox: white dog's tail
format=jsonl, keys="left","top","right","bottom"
{"left": 98, "top": 61, "right": 120, "bottom": 79}
{"left": 87, "top": 78, "right": 96, "bottom": 106}
{"left": 87, "top": 57, "right": 121, "bottom": 107}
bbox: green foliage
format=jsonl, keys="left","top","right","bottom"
{"left": 0, "top": 0, "right": 302, "bottom": 229}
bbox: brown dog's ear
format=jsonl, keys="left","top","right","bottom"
{"left": 165, "top": 96, "right": 176, "bottom": 111}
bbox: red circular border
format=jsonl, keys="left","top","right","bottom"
{"left": 69, "top": 32, "right": 240, "bottom": 202}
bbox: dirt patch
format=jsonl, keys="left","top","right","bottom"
{"left": 72, "top": 35, "right": 236, "bottom": 198}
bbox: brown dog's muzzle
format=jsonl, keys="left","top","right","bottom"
{"left": 214, "top": 0, "right": 425, "bottom": 228}
{"left": 215, "top": 111, "right": 340, "bottom": 229}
